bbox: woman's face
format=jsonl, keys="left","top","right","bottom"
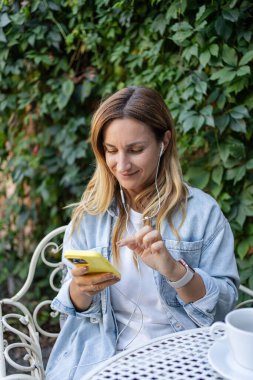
{"left": 103, "top": 118, "right": 163, "bottom": 201}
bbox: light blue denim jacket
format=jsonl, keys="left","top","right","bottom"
{"left": 46, "top": 186, "right": 239, "bottom": 380}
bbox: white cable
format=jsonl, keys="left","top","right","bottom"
{"left": 143, "top": 151, "right": 162, "bottom": 220}
{"left": 68, "top": 152, "right": 162, "bottom": 378}
{"left": 119, "top": 151, "right": 162, "bottom": 222}
{"left": 113, "top": 254, "right": 143, "bottom": 350}
{"left": 68, "top": 255, "right": 143, "bottom": 380}
{"left": 120, "top": 185, "right": 130, "bottom": 234}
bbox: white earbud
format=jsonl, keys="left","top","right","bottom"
{"left": 159, "top": 142, "right": 164, "bottom": 157}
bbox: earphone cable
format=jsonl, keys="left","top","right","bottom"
{"left": 113, "top": 253, "right": 143, "bottom": 350}
{"left": 68, "top": 254, "right": 143, "bottom": 380}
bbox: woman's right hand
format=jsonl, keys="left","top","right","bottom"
{"left": 69, "top": 266, "right": 120, "bottom": 311}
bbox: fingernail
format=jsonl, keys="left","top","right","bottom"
{"left": 79, "top": 266, "right": 88, "bottom": 273}
{"left": 105, "top": 274, "right": 114, "bottom": 280}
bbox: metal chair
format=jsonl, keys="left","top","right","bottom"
{"left": 0, "top": 226, "right": 67, "bottom": 380}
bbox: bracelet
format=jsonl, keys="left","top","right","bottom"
{"left": 166, "top": 259, "right": 195, "bottom": 289}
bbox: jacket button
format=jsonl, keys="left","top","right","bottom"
{"left": 90, "top": 317, "right": 99, "bottom": 323}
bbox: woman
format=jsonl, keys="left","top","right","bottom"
{"left": 46, "top": 86, "right": 239, "bottom": 380}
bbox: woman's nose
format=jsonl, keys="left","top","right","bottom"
{"left": 117, "top": 153, "right": 131, "bottom": 172}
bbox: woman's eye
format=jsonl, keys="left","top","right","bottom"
{"left": 130, "top": 149, "right": 144, "bottom": 154}
{"left": 105, "top": 149, "right": 117, "bottom": 154}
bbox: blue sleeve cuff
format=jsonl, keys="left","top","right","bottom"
{"left": 50, "top": 278, "right": 102, "bottom": 320}
{"left": 176, "top": 268, "right": 237, "bottom": 326}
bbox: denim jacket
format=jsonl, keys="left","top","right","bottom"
{"left": 46, "top": 186, "right": 239, "bottom": 380}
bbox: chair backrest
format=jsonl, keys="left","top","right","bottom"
{"left": 1, "top": 225, "right": 253, "bottom": 379}
{"left": 0, "top": 226, "right": 67, "bottom": 380}
{"left": 236, "top": 284, "right": 253, "bottom": 309}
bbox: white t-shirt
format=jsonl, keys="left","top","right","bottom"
{"left": 110, "top": 209, "right": 170, "bottom": 351}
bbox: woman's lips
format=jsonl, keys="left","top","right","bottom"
{"left": 119, "top": 171, "right": 138, "bottom": 177}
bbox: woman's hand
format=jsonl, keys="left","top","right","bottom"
{"left": 70, "top": 266, "right": 120, "bottom": 311}
{"left": 117, "top": 225, "right": 177, "bottom": 278}
{"left": 117, "top": 225, "right": 206, "bottom": 303}
{"left": 72, "top": 266, "right": 120, "bottom": 296}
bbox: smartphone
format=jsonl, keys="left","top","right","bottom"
{"left": 64, "top": 250, "right": 121, "bottom": 277}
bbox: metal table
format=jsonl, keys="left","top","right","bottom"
{"left": 81, "top": 327, "right": 223, "bottom": 380}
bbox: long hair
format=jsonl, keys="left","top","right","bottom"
{"left": 72, "top": 86, "right": 188, "bottom": 262}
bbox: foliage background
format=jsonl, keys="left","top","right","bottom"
{"left": 1, "top": 0, "right": 253, "bottom": 300}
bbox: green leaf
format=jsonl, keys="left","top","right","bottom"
{"left": 194, "top": 20, "right": 207, "bottom": 32}
{"left": 246, "top": 159, "right": 253, "bottom": 170}
{"left": 0, "top": 13, "right": 11, "bottom": 27}
{"left": 233, "top": 165, "right": 246, "bottom": 184}
{"left": 230, "top": 106, "right": 249, "bottom": 119}
{"left": 215, "top": 16, "right": 232, "bottom": 40}
{"left": 57, "top": 80, "right": 74, "bottom": 110}
{"left": 171, "top": 21, "right": 193, "bottom": 32}
{"left": 182, "top": 115, "right": 205, "bottom": 132}
{"left": 210, "top": 67, "right": 236, "bottom": 84}
{"left": 236, "top": 201, "right": 253, "bottom": 227}
{"left": 196, "top": 5, "right": 206, "bottom": 21}
{"left": 170, "top": 30, "right": 193, "bottom": 44}
{"left": 220, "top": 138, "right": 245, "bottom": 163}
{"left": 209, "top": 44, "right": 219, "bottom": 57}
{"left": 79, "top": 81, "right": 92, "bottom": 103}
{"left": 0, "top": 27, "right": 6, "bottom": 43}
{"left": 200, "top": 105, "right": 214, "bottom": 127}
{"left": 222, "top": 9, "right": 239, "bottom": 22}
{"left": 212, "top": 166, "right": 223, "bottom": 185}
{"left": 217, "top": 93, "right": 226, "bottom": 110}
{"left": 166, "top": 2, "right": 179, "bottom": 21}
{"left": 215, "top": 115, "right": 230, "bottom": 132}
{"left": 230, "top": 119, "right": 246, "bottom": 133}
{"left": 240, "top": 267, "right": 252, "bottom": 282}
{"left": 152, "top": 14, "right": 168, "bottom": 35}
{"left": 62, "top": 79, "right": 74, "bottom": 98}
{"left": 209, "top": 181, "right": 223, "bottom": 198}
{"left": 222, "top": 44, "right": 238, "bottom": 66}
{"left": 195, "top": 5, "right": 214, "bottom": 24}
{"left": 237, "top": 240, "right": 249, "bottom": 259}
{"left": 244, "top": 93, "right": 253, "bottom": 110}
{"left": 182, "top": 44, "right": 198, "bottom": 61}
{"left": 237, "top": 65, "right": 250, "bottom": 77}
{"left": 10, "top": 11, "right": 27, "bottom": 26}
{"left": 200, "top": 105, "right": 213, "bottom": 117}
{"left": 239, "top": 50, "right": 253, "bottom": 66}
{"left": 249, "top": 275, "right": 253, "bottom": 291}
{"left": 185, "top": 167, "right": 210, "bottom": 189}
{"left": 199, "top": 50, "right": 211, "bottom": 67}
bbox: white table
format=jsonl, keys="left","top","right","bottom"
{"left": 82, "top": 327, "right": 224, "bottom": 380}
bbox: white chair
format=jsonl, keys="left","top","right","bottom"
{"left": 0, "top": 226, "right": 67, "bottom": 380}
{"left": 1, "top": 225, "right": 253, "bottom": 379}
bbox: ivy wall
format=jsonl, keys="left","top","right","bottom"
{"left": 0, "top": 0, "right": 253, "bottom": 297}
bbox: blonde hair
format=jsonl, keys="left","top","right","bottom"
{"left": 72, "top": 86, "right": 188, "bottom": 263}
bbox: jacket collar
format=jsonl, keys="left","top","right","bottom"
{"left": 107, "top": 183, "right": 193, "bottom": 218}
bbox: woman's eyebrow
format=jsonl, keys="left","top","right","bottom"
{"left": 103, "top": 141, "right": 146, "bottom": 147}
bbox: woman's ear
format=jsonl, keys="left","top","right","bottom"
{"left": 162, "top": 130, "right": 171, "bottom": 151}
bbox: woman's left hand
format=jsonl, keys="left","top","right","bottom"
{"left": 117, "top": 225, "right": 177, "bottom": 277}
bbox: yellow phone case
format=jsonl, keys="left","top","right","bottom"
{"left": 64, "top": 250, "right": 121, "bottom": 277}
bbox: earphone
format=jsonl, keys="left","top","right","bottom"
{"left": 160, "top": 142, "right": 164, "bottom": 157}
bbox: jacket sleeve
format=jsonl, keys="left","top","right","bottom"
{"left": 50, "top": 221, "right": 102, "bottom": 321}
{"left": 176, "top": 218, "right": 240, "bottom": 326}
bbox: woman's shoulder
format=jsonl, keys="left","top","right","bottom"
{"left": 185, "top": 184, "right": 227, "bottom": 223}
{"left": 69, "top": 210, "right": 112, "bottom": 231}
{"left": 187, "top": 184, "right": 222, "bottom": 209}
